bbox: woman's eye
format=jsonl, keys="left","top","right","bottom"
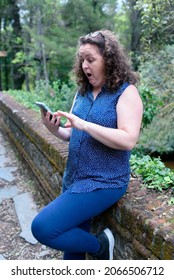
{"left": 88, "top": 58, "right": 94, "bottom": 63}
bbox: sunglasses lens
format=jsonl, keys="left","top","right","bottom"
{"left": 91, "top": 31, "right": 100, "bottom": 37}
{"left": 85, "top": 31, "right": 104, "bottom": 40}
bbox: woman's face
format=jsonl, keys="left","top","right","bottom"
{"left": 79, "top": 43, "right": 105, "bottom": 91}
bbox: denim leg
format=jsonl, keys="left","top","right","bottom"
{"left": 31, "top": 186, "right": 127, "bottom": 257}
{"left": 63, "top": 220, "right": 91, "bottom": 260}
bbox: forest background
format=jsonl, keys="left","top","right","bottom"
{"left": 0, "top": 0, "right": 174, "bottom": 199}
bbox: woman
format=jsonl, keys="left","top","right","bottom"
{"left": 31, "top": 30, "right": 143, "bottom": 260}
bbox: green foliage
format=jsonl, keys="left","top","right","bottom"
{"left": 8, "top": 79, "right": 77, "bottom": 114}
{"left": 113, "top": 4, "right": 131, "bottom": 48}
{"left": 130, "top": 154, "right": 174, "bottom": 203}
{"left": 35, "top": 79, "right": 77, "bottom": 112}
{"left": 137, "top": 45, "right": 174, "bottom": 155}
{"left": 1, "top": 0, "right": 119, "bottom": 90}
{"left": 139, "top": 85, "right": 163, "bottom": 129}
{"left": 139, "top": 45, "right": 174, "bottom": 104}
{"left": 135, "top": 0, "right": 174, "bottom": 51}
{"left": 137, "top": 104, "right": 174, "bottom": 155}
{"left": 61, "top": 0, "right": 117, "bottom": 32}
{"left": 168, "top": 198, "right": 174, "bottom": 206}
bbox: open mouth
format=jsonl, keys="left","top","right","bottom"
{"left": 86, "top": 73, "right": 92, "bottom": 78}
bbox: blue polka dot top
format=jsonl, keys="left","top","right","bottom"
{"left": 62, "top": 82, "right": 131, "bottom": 193}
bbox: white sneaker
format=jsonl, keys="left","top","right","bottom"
{"left": 93, "top": 228, "right": 115, "bottom": 260}
{"left": 103, "top": 228, "right": 115, "bottom": 260}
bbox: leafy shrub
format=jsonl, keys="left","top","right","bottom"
{"left": 136, "top": 103, "right": 174, "bottom": 155}
{"left": 139, "top": 85, "right": 163, "bottom": 129}
{"left": 139, "top": 45, "right": 174, "bottom": 104}
{"left": 130, "top": 154, "right": 174, "bottom": 204}
{"left": 8, "top": 79, "right": 77, "bottom": 114}
{"left": 137, "top": 45, "right": 174, "bottom": 154}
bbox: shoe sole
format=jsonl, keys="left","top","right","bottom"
{"left": 104, "top": 228, "right": 115, "bottom": 260}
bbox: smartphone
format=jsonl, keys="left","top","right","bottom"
{"left": 35, "top": 102, "right": 53, "bottom": 114}
{"left": 35, "top": 102, "right": 64, "bottom": 127}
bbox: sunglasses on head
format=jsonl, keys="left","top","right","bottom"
{"left": 85, "top": 31, "right": 105, "bottom": 40}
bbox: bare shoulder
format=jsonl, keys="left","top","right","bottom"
{"left": 122, "top": 84, "right": 140, "bottom": 98}
{"left": 118, "top": 85, "right": 143, "bottom": 107}
{"left": 117, "top": 84, "right": 143, "bottom": 122}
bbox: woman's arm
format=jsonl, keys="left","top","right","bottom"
{"left": 57, "top": 85, "right": 143, "bottom": 150}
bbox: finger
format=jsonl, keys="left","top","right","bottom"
{"left": 54, "top": 116, "right": 61, "bottom": 126}
{"left": 50, "top": 114, "right": 58, "bottom": 124}
{"left": 64, "top": 121, "right": 72, "bottom": 128}
{"left": 51, "top": 114, "right": 61, "bottom": 126}
{"left": 57, "top": 110, "right": 71, "bottom": 118}
{"left": 45, "top": 111, "right": 52, "bottom": 122}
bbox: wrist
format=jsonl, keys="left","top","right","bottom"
{"left": 82, "top": 120, "right": 90, "bottom": 132}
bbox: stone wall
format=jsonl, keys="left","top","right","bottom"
{"left": 0, "top": 93, "right": 68, "bottom": 203}
{"left": 0, "top": 92, "right": 173, "bottom": 260}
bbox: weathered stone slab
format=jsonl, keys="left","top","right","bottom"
{"left": 0, "top": 145, "right": 6, "bottom": 155}
{"left": 0, "top": 167, "right": 17, "bottom": 182}
{"left": 0, "top": 254, "right": 5, "bottom": 260}
{"left": 0, "top": 186, "right": 18, "bottom": 203}
{"left": 0, "top": 154, "right": 7, "bottom": 167}
{"left": 13, "top": 192, "right": 38, "bottom": 245}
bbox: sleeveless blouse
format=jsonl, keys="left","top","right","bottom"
{"left": 62, "top": 82, "right": 131, "bottom": 193}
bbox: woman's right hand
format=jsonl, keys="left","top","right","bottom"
{"left": 40, "top": 109, "right": 71, "bottom": 141}
{"left": 40, "top": 110, "right": 60, "bottom": 135}
{"left": 41, "top": 110, "right": 61, "bottom": 132}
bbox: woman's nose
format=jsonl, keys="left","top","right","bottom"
{"left": 82, "top": 60, "right": 88, "bottom": 70}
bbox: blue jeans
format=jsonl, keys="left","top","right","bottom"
{"left": 31, "top": 186, "right": 127, "bottom": 260}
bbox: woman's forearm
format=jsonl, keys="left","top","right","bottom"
{"left": 46, "top": 125, "right": 71, "bottom": 141}
{"left": 83, "top": 121, "right": 136, "bottom": 150}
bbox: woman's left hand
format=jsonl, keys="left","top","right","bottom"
{"left": 55, "top": 111, "right": 85, "bottom": 131}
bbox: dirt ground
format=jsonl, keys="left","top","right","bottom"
{"left": 0, "top": 129, "right": 62, "bottom": 260}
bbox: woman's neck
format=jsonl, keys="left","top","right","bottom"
{"left": 92, "top": 87, "right": 102, "bottom": 100}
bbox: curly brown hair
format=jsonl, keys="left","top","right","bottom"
{"left": 73, "top": 30, "right": 139, "bottom": 94}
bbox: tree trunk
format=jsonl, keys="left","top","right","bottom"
{"left": 36, "top": 5, "right": 49, "bottom": 89}
{"left": 10, "top": 0, "right": 25, "bottom": 89}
